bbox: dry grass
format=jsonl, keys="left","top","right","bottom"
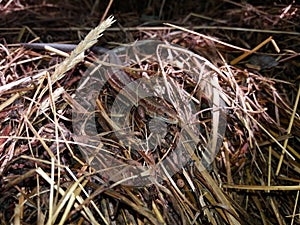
{"left": 0, "top": 0, "right": 299, "bottom": 224}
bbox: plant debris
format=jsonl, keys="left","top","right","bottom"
{"left": 0, "top": 1, "right": 299, "bottom": 224}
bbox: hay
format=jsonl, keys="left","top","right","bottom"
{"left": 0, "top": 1, "right": 299, "bottom": 224}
